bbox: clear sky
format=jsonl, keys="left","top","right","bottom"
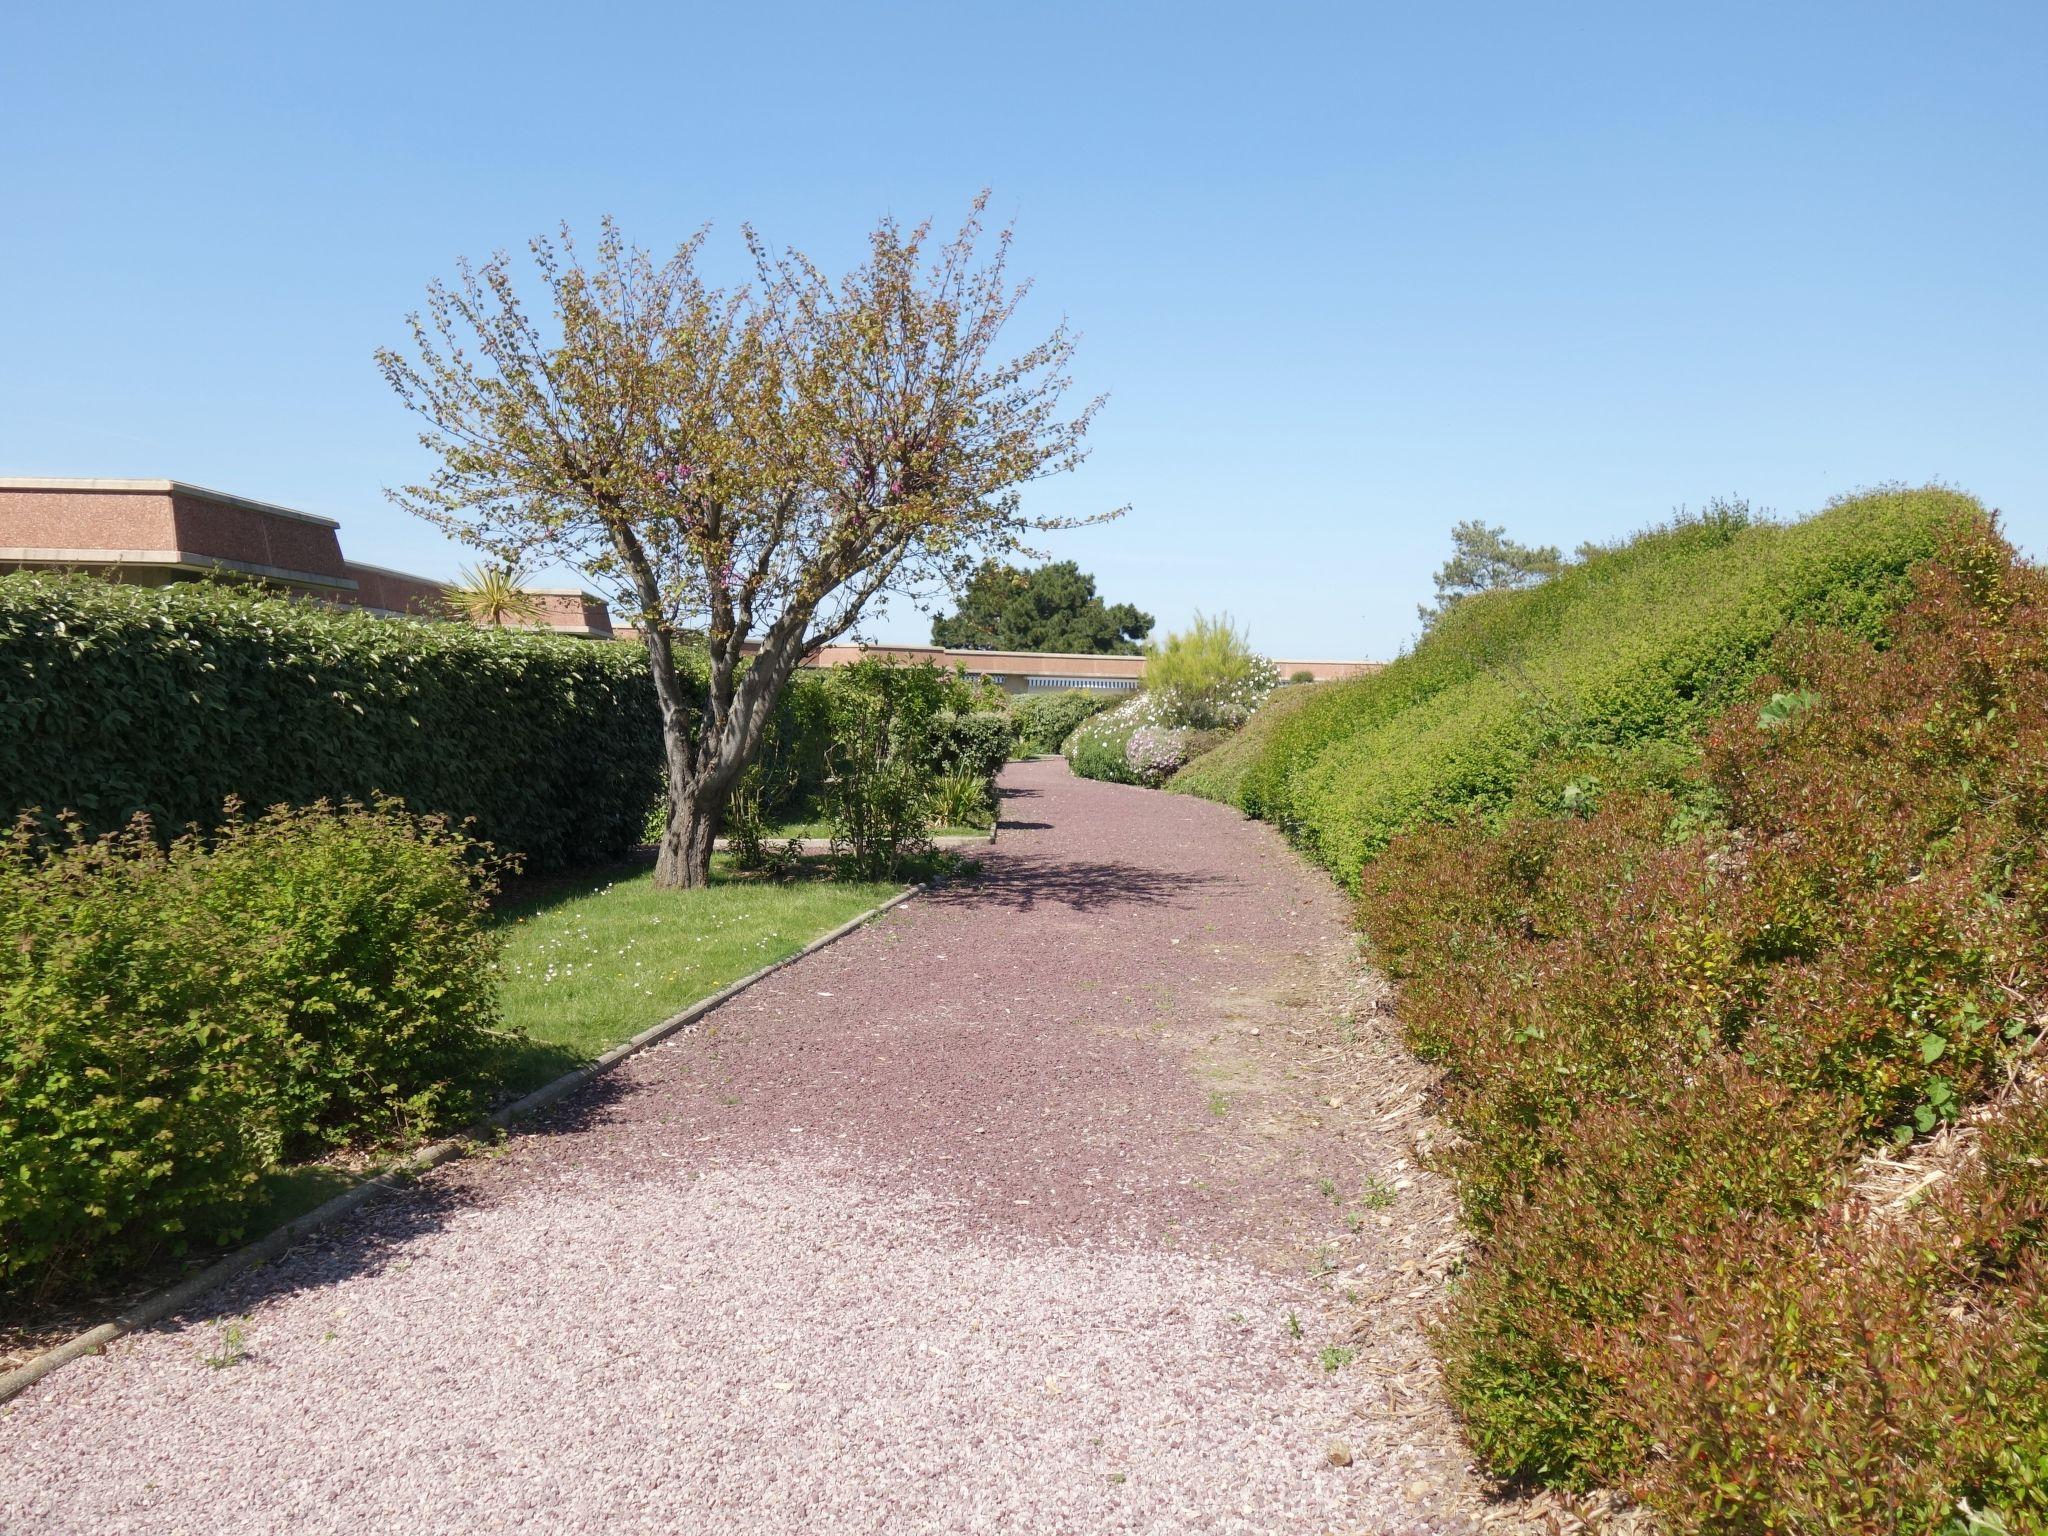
{"left": 5, "top": 2, "right": 2044, "bottom": 660}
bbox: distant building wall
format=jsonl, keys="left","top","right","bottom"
{"left": 0, "top": 479, "right": 611, "bottom": 639}
{"left": 795, "top": 643, "right": 1382, "bottom": 692}
{"left": 0, "top": 479, "right": 355, "bottom": 593}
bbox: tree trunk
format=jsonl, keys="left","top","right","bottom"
{"left": 654, "top": 783, "right": 718, "bottom": 889}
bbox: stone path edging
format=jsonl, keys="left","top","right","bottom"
{"left": 0, "top": 882, "right": 924, "bottom": 1407}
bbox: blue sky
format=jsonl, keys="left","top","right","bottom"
{"left": 4, "top": 2, "right": 2043, "bottom": 659}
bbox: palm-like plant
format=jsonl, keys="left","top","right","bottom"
{"left": 444, "top": 563, "right": 543, "bottom": 628}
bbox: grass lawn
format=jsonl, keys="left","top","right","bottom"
{"left": 490, "top": 858, "right": 898, "bottom": 1089}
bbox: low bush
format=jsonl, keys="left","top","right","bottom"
{"left": 1227, "top": 488, "right": 1975, "bottom": 884}
{"left": 0, "top": 802, "right": 501, "bottom": 1296}
{"left": 1616, "top": 1084, "right": 2048, "bottom": 1533}
{"left": 921, "top": 708, "right": 1014, "bottom": 786}
{"left": 0, "top": 574, "right": 665, "bottom": 872}
{"left": 1062, "top": 694, "right": 1155, "bottom": 784}
{"left": 1009, "top": 688, "right": 1115, "bottom": 755}
{"left": 1356, "top": 516, "right": 2048, "bottom": 1519}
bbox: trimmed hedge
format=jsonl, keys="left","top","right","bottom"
{"left": 0, "top": 574, "right": 666, "bottom": 872}
{"left": 1009, "top": 688, "right": 1115, "bottom": 756}
{"left": 1206, "top": 488, "right": 1976, "bottom": 884}
{"left": 1, "top": 802, "right": 501, "bottom": 1296}
{"left": 1167, "top": 680, "right": 1326, "bottom": 803}
{"left": 1356, "top": 517, "right": 2048, "bottom": 1524}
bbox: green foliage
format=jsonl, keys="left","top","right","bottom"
{"left": 0, "top": 802, "right": 500, "bottom": 1297}
{"left": 1416, "top": 518, "right": 1566, "bottom": 632}
{"left": 821, "top": 658, "right": 1003, "bottom": 877}
{"left": 1354, "top": 517, "right": 2048, "bottom": 1519}
{"left": 1009, "top": 688, "right": 1116, "bottom": 755}
{"left": 930, "top": 768, "right": 995, "bottom": 830}
{"left": 1141, "top": 612, "right": 1277, "bottom": 729}
{"left": 0, "top": 573, "right": 664, "bottom": 872}
{"left": 1224, "top": 487, "right": 1977, "bottom": 885}
{"left": 442, "top": 562, "right": 542, "bottom": 627}
{"left": 194, "top": 801, "right": 504, "bottom": 1151}
{"left": 931, "top": 559, "right": 1152, "bottom": 653}
{"left": 1167, "top": 680, "right": 1327, "bottom": 803}
{"left": 920, "top": 708, "right": 1014, "bottom": 786}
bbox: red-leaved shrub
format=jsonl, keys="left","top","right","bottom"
{"left": 1358, "top": 515, "right": 2048, "bottom": 1522}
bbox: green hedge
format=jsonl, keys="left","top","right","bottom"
{"left": 0, "top": 802, "right": 500, "bottom": 1295}
{"left": 1009, "top": 688, "right": 1116, "bottom": 755}
{"left": 1167, "top": 680, "right": 1327, "bottom": 804}
{"left": 0, "top": 574, "right": 665, "bottom": 871}
{"left": 1209, "top": 488, "right": 1976, "bottom": 884}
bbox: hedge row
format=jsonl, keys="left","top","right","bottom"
{"left": 1200, "top": 487, "right": 1977, "bottom": 884}
{"left": 0, "top": 574, "right": 667, "bottom": 871}
{"left": 1356, "top": 517, "right": 2048, "bottom": 1529}
{"left": 1, "top": 802, "right": 501, "bottom": 1296}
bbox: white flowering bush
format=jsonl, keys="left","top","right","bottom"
{"left": 1063, "top": 620, "right": 1282, "bottom": 787}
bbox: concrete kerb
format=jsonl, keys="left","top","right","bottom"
{"left": 0, "top": 881, "right": 928, "bottom": 1407}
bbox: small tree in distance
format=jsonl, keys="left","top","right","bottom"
{"left": 1417, "top": 520, "right": 1565, "bottom": 632}
{"left": 1142, "top": 612, "right": 1276, "bottom": 728}
{"left": 378, "top": 196, "right": 1116, "bottom": 887}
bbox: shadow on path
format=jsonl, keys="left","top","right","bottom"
{"left": 945, "top": 854, "right": 1237, "bottom": 913}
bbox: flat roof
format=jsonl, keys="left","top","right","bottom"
{"left": 0, "top": 477, "right": 343, "bottom": 530}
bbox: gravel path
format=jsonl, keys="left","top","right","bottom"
{"left": 0, "top": 758, "right": 1495, "bottom": 1535}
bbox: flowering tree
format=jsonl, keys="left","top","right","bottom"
{"left": 378, "top": 197, "right": 1113, "bottom": 886}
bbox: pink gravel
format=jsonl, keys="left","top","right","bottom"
{"left": 0, "top": 759, "right": 1485, "bottom": 1535}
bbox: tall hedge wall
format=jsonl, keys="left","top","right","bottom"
{"left": 1193, "top": 486, "right": 1981, "bottom": 884}
{"left": 0, "top": 574, "right": 667, "bottom": 871}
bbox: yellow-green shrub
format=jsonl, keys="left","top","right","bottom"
{"left": 1220, "top": 489, "right": 1974, "bottom": 885}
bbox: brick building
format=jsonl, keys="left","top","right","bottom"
{"left": 0, "top": 478, "right": 612, "bottom": 637}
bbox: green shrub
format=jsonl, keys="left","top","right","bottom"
{"left": 1231, "top": 488, "right": 1974, "bottom": 885}
{"left": 193, "top": 802, "right": 503, "bottom": 1151}
{"left": 0, "top": 802, "right": 501, "bottom": 1296}
{"left": 1168, "top": 680, "right": 1327, "bottom": 803}
{"left": 1356, "top": 516, "right": 2048, "bottom": 1506}
{"left": 822, "top": 658, "right": 991, "bottom": 876}
{"left": 0, "top": 573, "right": 665, "bottom": 872}
{"left": 931, "top": 768, "right": 995, "bottom": 830}
{"left": 922, "top": 709, "right": 1014, "bottom": 786}
{"left": 1010, "top": 689, "right": 1116, "bottom": 754}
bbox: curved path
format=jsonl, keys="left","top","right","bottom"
{"left": 1, "top": 759, "right": 1489, "bottom": 1535}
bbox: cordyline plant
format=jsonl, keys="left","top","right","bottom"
{"left": 442, "top": 561, "right": 542, "bottom": 628}
{"left": 378, "top": 195, "right": 1113, "bottom": 886}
